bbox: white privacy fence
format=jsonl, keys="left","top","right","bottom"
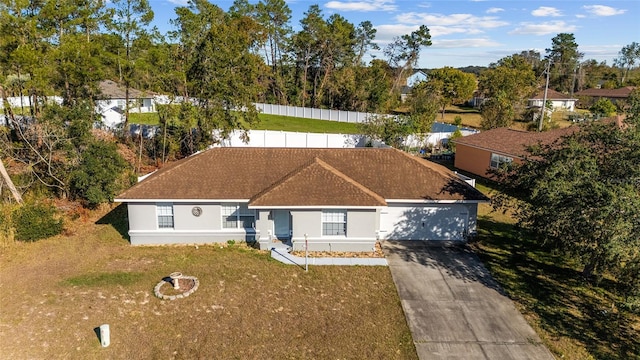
{"left": 215, "top": 130, "right": 376, "bottom": 148}
{"left": 214, "top": 128, "right": 477, "bottom": 149}
{"left": 255, "top": 103, "right": 376, "bottom": 123}
{"left": 403, "top": 129, "right": 478, "bottom": 148}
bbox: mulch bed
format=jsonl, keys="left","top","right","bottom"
{"left": 291, "top": 242, "right": 384, "bottom": 258}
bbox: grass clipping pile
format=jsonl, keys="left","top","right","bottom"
{"left": 291, "top": 241, "right": 384, "bottom": 258}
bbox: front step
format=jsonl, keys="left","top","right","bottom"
{"left": 269, "top": 241, "right": 293, "bottom": 253}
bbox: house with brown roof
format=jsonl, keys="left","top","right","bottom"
{"left": 115, "top": 147, "right": 488, "bottom": 251}
{"left": 575, "top": 86, "right": 636, "bottom": 107}
{"left": 528, "top": 89, "right": 577, "bottom": 112}
{"left": 453, "top": 127, "right": 576, "bottom": 179}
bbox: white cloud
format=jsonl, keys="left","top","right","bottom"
{"left": 509, "top": 21, "right": 577, "bottom": 35}
{"left": 374, "top": 12, "right": 508, "bottom": 48}
{"left": 324, "top": 0, "right": 397, "bottom": 12}
{"left": 395, "top": 12, "right": 508, "bottom": 29}
{"left": 433, "top": 38, "right": 502, "bottom": 49}
{"left": 486, "top": 7, "right": 504, "bottom": 14}
{"left": 166, "top": 0, "right": 189, "bottom": 5}
{"left": 375, "top": 24, "right": 420, "bottom": 43}
{"left": 582, "top": 5, "right": 626, "bottom": 16}
{"left": 531, "top": 6, "right": 562, "bottom": 17}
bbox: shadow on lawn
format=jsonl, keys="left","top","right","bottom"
{"left": 96, "top": 203, "right": 130, "bottom": 242}
{"left": 474, "top": 216, "right": 640, "bottom": 360}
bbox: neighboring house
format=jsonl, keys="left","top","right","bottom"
{"left": 406, "top": 69, "right": 428, "bottom": 87}
{"left": 575, "top": 86, "right": 636, "bottom": 107}
{"left": 528, "top": 89, "right": 577, "bottom": 112}
{"left": 453, "top": 126, "right": 576, "bottom": 179}
{"left": 115, "top": 147, "right": 488, "bottom": 252}
{"left": 96, "top": 80, "right": 157, "bottom": 128}
{"left": 400, "top": 69, "right": 429, "bottom": 102}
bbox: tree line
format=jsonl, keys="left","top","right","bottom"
{"left": 1, "top": 0, "right": 639, "bottom": 209}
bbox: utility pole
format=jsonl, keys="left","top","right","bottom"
{"left": 570, "top": 63, "right": 580, "bottom": 98}
{"left": 538, "top": 61, "right": 551, "bottom": 132}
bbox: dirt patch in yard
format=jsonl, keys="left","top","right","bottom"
{"left": 0, "top": 205, "right": 415, "bottom": 360}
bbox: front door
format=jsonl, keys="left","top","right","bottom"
{"left": 273, "top": 210, "right": 291, "bottom": 240}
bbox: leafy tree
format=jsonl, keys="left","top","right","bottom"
{"left": 424, "top": 67, "right": 476, "bottom": 119}
{"left": 448, "top": 128, "right": 462, "bottom": 152}
{"left": 354, "top": 21, "right": 378, "bottom": 66}
{"left": 70, "top": 140, "right": 130, "bottom": 207}
{"left": 546, "top": 33, "right": 583, "bottom": 93}
{"left": 614, "top": 42, "right": 640, "bottom": 85}
{"left": 110, "top": 0, "right": 155, "bottom": 132}
{"left": 405, "top": 81, "right": 438, "bottom": 135}
{"left": 590, "top": 98, "right": 616, "bottom": 117}
{"left": 356, "top": 59, "right": 394, "bottom": 112}
{"left": 255, "top": 0, "right": 291, "bottom": 103}
{"left": 496, "top": 92, "right": 640, "bottom": 307}
{"left": 290, "top": 4, "right": 326, "bottom": 107}
{"left": 478, "top": 55, "right": 537, "bottom": 129}
{"left": 385, "top": 25, "right": 432, "bottom": 94}
{"left": 517, "top": 49, "right": 543, "bottom": 76}
{"left": 359, "top": 115, "right": 414, "bottom": 149}
{"left": 177, "top": 2, "right": 266, "bottom": 146}
{"left": 479, "top": 95, "right": 513, "bottom": 130}
{"left": 578, "top": 59, "right": 618, "bottom": 91}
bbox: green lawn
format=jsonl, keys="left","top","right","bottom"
{"left": 472, "top": 186, "right": 640, "bottom": 360}
{"left": 127, "top": 112, "right": 159, "bottom": 125}
{"left": 128, "top": 112, "right": 362, "bottom": 134}
{"left": 253, "top": 113, "right": 361, "bottom": 134}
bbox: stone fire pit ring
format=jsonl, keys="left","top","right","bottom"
{"left": 154, "top": 273, "right": 200, "bottom": 300}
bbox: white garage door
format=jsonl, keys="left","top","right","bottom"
{"left": 380, "top": 205, "right": 468, "bottom": 241}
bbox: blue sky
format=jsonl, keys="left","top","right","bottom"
{"left": 149, "top": 0, "right": 640, "bottom": 68}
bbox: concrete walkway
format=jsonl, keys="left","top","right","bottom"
{"left": 383, "top": 241, "right": 555, "bottom": 360}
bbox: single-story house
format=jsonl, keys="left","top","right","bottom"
{"left": 453, "top": 126, "right": 576, "bottom": 179}
{"left": 528, "top": 89, "right": 577, "bottom": 112}
{"left": 115, "top": 147, "right": 488, "bottom": 252}
{"left": 574, "top": 86, "right": 636, "bottom": 108}
{"left": 406, "top": 69, "right": 428, "bottom": 87}
{"left": 400, "top": 69, "right": 429, "bottom": 102}
{"left": 96, "top": 80, "right": 158, "bottom": 128}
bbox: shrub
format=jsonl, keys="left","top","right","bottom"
{"left": 13, "top": 202, "right": 63, "bottom": 242}
{"left": 70, "top": 140, "right": 129, "bottom": 208}
{"left": 448, "top": 128, "right": 463, "bottom": 151}
{"left": 590, "top": 98, "right": 617, "bottom": 117}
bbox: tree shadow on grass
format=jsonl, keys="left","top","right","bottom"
{"left": 474, "top": 216, "right": 640, "bottom": 360}
{"left": 95, "top": 203, "right": 130, "bottom": 243}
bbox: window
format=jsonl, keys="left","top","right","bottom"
{"left": 322, "top": 210, "right": 346, "bottom": 236}
{"left": 222, "top": 203, "right": 255, "bottom": 229}
{"left": 157, "top": 204, "right": 174, "bottom": 229}
{"left": 490, "top": 153, "right": 513, "bottom": 169}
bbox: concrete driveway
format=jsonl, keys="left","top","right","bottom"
{"left": 383, "top": 241, "right": 555, "bottom": 360}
